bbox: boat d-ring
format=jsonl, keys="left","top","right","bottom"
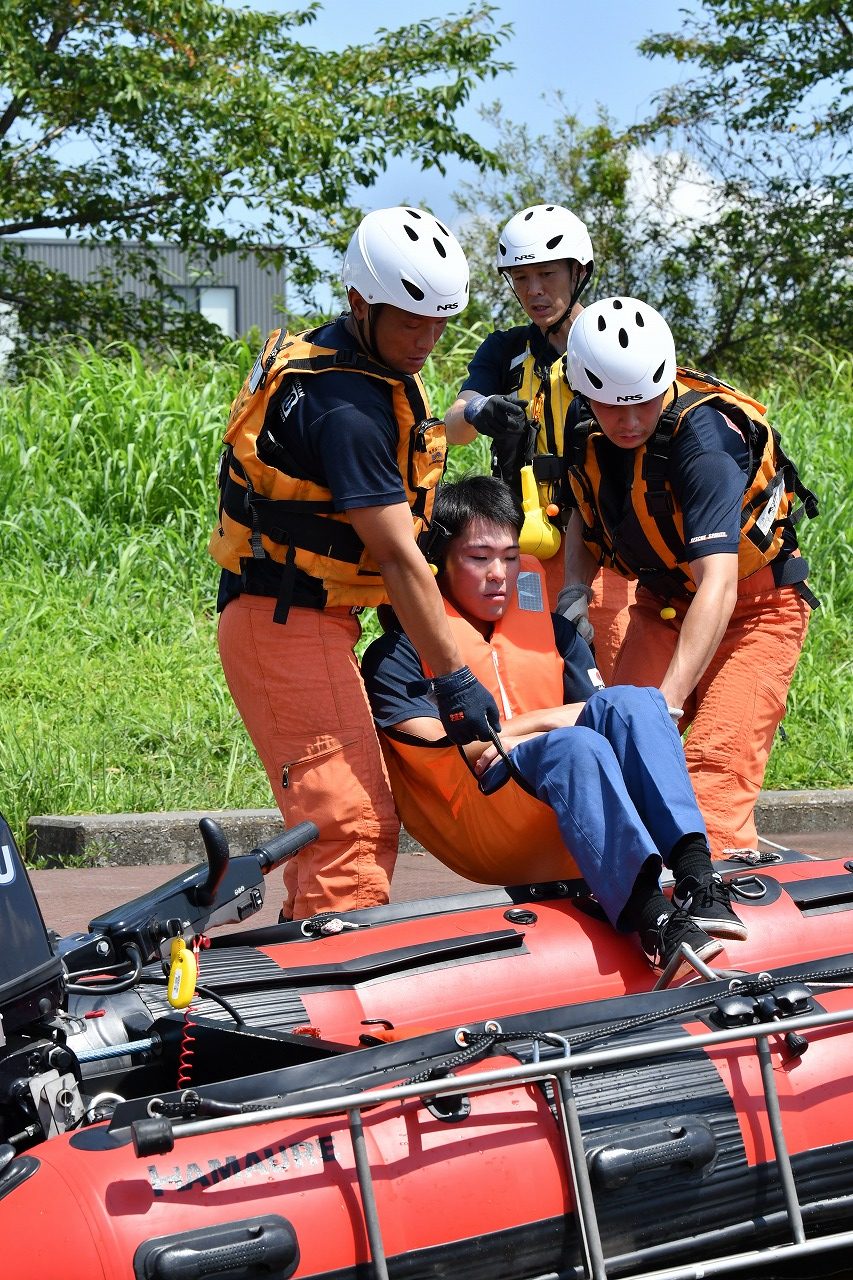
{"left": 730, "top": 874, "right": 769, "bottom": 900}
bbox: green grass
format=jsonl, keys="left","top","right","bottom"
{"left": 0, "top": 331, "right": 849, "bottom": 861}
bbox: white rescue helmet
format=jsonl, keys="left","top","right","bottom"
{"left": 496, "top": 204, "right": 593, "bottom": 277}
{"left": 342, "top": 207, "right": 469, "bottom": 318}
{"left": 566, "top": 297, "right": 677, "bottom": 404}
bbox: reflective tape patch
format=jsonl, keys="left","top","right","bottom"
{"left": 517, "top": 571, "right": 545, "bottom": 612}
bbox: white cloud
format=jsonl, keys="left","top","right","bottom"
{"left": 627, "top": 147, "right": 723, "bottom": 230}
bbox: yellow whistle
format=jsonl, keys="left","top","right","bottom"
{"left": 660, "top": 606, "right": 676, "bottom": 621}
{"left": 518, "top": 465, "right": 561, "bottom": 561}
{"left": 167, "top": 938, "right": 198, "bottom": 1009}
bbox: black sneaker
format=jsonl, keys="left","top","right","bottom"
{"left": 640, "top": 908, "right": 723, "bottom": 981}
{"left": 673, "top": 873, "right": 748, "bottom": 941}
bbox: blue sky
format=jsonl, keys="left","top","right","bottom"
{"left": 272, "top": 0, "right": 693, "bottom": 224}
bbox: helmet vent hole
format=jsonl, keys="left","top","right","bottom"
{"left": 618, "top": 328, "right": 629, "bottom": 348}
{"left": 612, "top": 299, "right": 623, "bottom": 310}
{"left": 652, "top": 360, "right": 667, "bottom": 384}
{"left": 402, "top": 278, "right": 425, "bottom": 302}
{"left": 636, "top": 311, "right": 645, "bottom": 327}
{"left": 436, "top": 220, "right": 450, "bottom": 237}
{"left": 546, "top": 205, "right": 555, "bottom": 211}
{"left": 524, "top": 209, "right": 534, "bottom": 221}
{"left": 546, "top": 234, "right": 563, "bottom": 250}
{"left": 498, "top": 240, "right": 506, "bottom": 257}
{"left": 597, "top": 315, "right": 606, "bottom": 331}
{"left": 406, "top": 209, "right": 422, "bottom": 219}
{"left": 404, "top": 225, "right": 419, "bottom": 242}
{"left": 585, "top": 367, "right": 603, "bottom": 390}
{"left": 433, "top": 237, "right": 447, "bottom": 258}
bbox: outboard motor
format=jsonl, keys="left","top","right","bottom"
{"left": 0, "top": 813, "right": 63, "bottom": 1038}
{"left": 0, "top": 813, "right": 69, "bottom": 1153}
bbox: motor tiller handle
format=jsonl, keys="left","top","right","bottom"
{"left": 252, "top": 821, "right": 319, "bottom": 872}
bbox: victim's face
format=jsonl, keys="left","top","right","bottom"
{"left": 442, "top": 519, "right": 521, "bottom": 635}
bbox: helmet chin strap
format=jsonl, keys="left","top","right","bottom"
{"left": 350, "top": 302, "right": 385, "bottom": 363}
{"left": 545, "top": 262, "right": 594, "bottom": 337}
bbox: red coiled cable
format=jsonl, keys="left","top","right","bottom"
{"left": 176, "top": 934, "right": 209, "bottom": 1089}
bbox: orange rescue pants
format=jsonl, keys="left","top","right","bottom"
{"left": 542, "top": 553, "right": 635, "bottom": 685}
{"left": 218, "top": 596, "right": 400, "bottom": 920}
{"left": 610, "top": 567, "right": 809, "bottom": 855}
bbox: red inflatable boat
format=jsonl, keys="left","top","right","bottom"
{"left": 2, "top": 812, "right": 853, "bottom": 1278}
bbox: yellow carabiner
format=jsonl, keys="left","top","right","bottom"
{"left": 167, "top": 937, "right": 198, "bottom": 1009}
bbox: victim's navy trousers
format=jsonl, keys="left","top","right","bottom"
{"left": 509, "top": 686, "right": 707, "bottom": 927}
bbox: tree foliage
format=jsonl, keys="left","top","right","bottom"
{"left": 456, "top": 2, "right": 851, "bottom": 381}
{"left": 452, "top": 104, "right": 769, "bottom": 373}
{"left": 640, "top": 0, "right": 853, "bottom": 142}
{"left": 631, "top": 0, "right": 853, "bottom": 376}
{"left": 0, "top": 1, "right": 508, "bottom": 367}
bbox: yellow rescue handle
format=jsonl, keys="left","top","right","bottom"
{"left": 167, "top": 938, "right": 198, "bottom": 1009}
{"left": 518, "top": 465, "right": 561, "bottom": 561}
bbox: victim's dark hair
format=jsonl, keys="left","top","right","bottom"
{"left": 432, "top": 475, "right": 524, "bottom": 546}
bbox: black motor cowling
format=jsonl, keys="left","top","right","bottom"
{"left": 0, "top": 813, "right": 63, "bottom": 1038}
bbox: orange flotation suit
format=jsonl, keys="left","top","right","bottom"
{"left": 378, "top": 558, "right": 582, "bottom": 884}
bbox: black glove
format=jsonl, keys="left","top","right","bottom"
{"left": 463, "top": 394, "right": 529, "bottom": 440}
{"left": 431, "top": 665, "right": 502, "bottom": 745}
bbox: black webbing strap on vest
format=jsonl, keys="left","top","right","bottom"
{"left": 475, "top": 724, "right": 538, "bottom": 799}
{"left": 773, "top": 431, "right": 820, "bottom": 523}
{"left": 228, "top": 337, "right": 432, "bottom": 623}
{"left": 566, "top": 407, "right": 632, "bottom": 573}
{"left": 642, "top": 385, "right": 692, "bottom": 566}
{"left": 221, "top": 453, "right": 372, "bottom": 624}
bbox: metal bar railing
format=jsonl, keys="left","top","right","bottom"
{"left": 145, "top": 1003, "right": 853, "bottom": 1143}
{"left": 544, "top": 1034, "right": 608, "bottom": 1280}
{"left": 755, "top": 1034, "right": 806, "bottom": 1245}
{"left": 137, "top": 999, "right": 853, "bottom": 1280}
{"left": 348, "top": 1106, "right": 389, "bottom": 1280}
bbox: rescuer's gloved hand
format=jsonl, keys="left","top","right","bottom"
{"left": 463, "top": 394, "right": 529, "bottom": 439}
{"left": 555, "top": 583, "right": 594, "bottom": 646}
{"left": 431, "top": 665, "right": 502, "bottom": 745}
{"left": 667, "top": 705, "right": 684, "bottom": 725}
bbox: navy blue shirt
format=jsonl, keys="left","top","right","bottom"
{"left": 460, "top": 322, "right": 561, "bottom": 395}
{"left": 668, "top": 403, "right": 753, "bottom": 561}
{"left": 362, "top": 613, "right": 604, "bottom": 735}
{"left": 217, "top": 318, "right": 409, "bottom": 610}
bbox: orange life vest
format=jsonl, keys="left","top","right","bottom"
{"left": 379, "top": 558, "right": 581, "bottom": 884}
{"left": 566, "top": 368, "right": 818, "bottom": 599}
{"left": 209, "top": 327, "right": 446, "bottom": 619}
